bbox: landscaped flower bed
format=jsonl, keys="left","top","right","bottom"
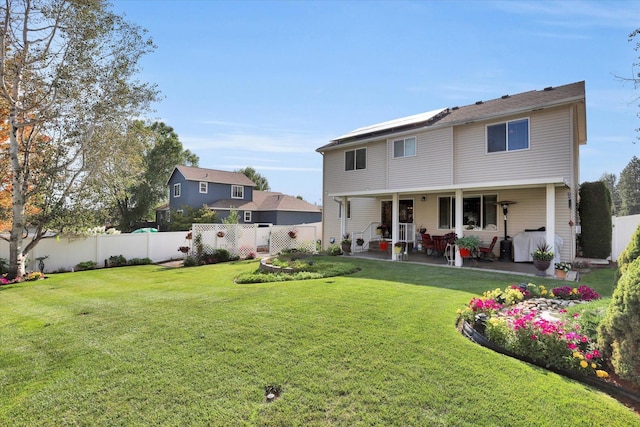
{"left": 458, "top": 283, "right": 607, "bottom": 377}
{"left": 457, "top": 283, "right": 640, "bottom": 410}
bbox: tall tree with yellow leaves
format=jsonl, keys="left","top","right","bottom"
{"left": 0, "top": 0, "right": 158, "bottom": 278}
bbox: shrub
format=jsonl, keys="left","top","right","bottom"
{"left": 598, "top": 257, "right": 640, "bottom": 387}
{"left": 128, "top": 258, "right": 152, "bottom": 266}
{"left": 108, "top": 255, "right": 127, "bottom": 267}
{"left": 327, "top": 245, "right": 342, "bottom": 256}
{"left": 183, "top": 256, "right": 199, "bottom": 267}
{"left": 23, "top": 271, "right": 44, "bottom": 281}
{"left": 0, "top": 258, "right": 8, "bottom": 276}
{"left": 578, "top": 181, "right": 612, "bottom": 258}
{"left": 615, "top": 223, "right": 640, "bottom": 285}
{"left": 75, "top": 261, "right": 97, "bottom": 271}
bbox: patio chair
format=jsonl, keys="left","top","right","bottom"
{"left": 478, "top": 236, "right": 498, "bottom": 261}
{"left": 421, "top": 233, "right": 435, "bottom": 255}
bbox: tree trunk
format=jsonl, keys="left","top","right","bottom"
{"left": 9, "top": 109, "right": 26, "bottom": 279}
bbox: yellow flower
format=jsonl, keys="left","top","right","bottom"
{"left": 541, "top": 289, "right": 547, "bottom": 295}
{"left": 580, "top": 360, "right": 588, "bottom": 368}
{"left": 549, "top": 292, "right": 555, "bottom": 298}
{"left": 591, "top": 363, "right": 597, "bottom": 369}
{"left": 596, "top": 370, "right": 609, "bottom": 378}
{"left": 573, "top": 352, "right": 581, "bottom": 358}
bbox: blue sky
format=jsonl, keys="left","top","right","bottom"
{"left": 112, "top": 0, "right": 640, "bottom": 205}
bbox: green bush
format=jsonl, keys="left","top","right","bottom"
{"left": 108, "top": 255, "right": 127, "bottom": 267}
{"left": 598, "top": 257, "right": 640, "bottom": 387}
{"left": 0, "top": 258, "right": 8, "bottom": 276}
{"left": 128, "top": 258, "right": 152, "bottom": 266}
{"left": 614, "top": 224, "right": 640, "bottom": 285}
{"left": 183, "top": 256, "right": 199, "bottom": 267}
{"left": 327, "top": 245, "right": 342, "bottom": 256}
{"left": 75, "top": 261, "right": 97, "bottom": 271}
{"left": 578, "top": 181, "right": 612, "bottom": 258}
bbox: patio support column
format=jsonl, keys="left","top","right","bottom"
{"left": 392, "top": 193, "right": 399, "bottom": 261}
{"left": 546, "top": 183, "right": 556, "bottom": 276}
{"left": 340, "top": 196, "right": 348, "bottom": 242}
{"left": 454, "top": 189, "right": 463, "bottom": 267}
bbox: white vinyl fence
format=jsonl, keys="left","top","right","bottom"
{"left": 612, "top": 214, "right": 640, "bottom": 261}
{"left": 0, "top": 222, "right": 321, "bottom": 273}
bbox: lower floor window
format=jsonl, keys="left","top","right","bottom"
{"left": 438, "top": 194, "right": 497, "bottom": 230}
{"left": 244, "top": 211, "right": 252, "bottom": 222}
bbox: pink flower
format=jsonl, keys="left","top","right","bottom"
{"left": 568, "top": 343, "right": 578, "bottom": 350}
{"left": 531, "top": 334, "right": 538, "bottom": 340}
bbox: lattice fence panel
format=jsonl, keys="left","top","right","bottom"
{"left": 192, "top": 223, "right": 318, "bottom": 258}
{"left": 270, "top": 225, "right": 317, "bottom": 254}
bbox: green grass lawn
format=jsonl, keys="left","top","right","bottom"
{"left": 1, "top": 258, "right": 638, "bottom": 426}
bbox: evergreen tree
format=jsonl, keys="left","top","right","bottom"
{"left": 618, "top": 156, "right": 640, "bottom": 215}
{"left": 599, "top": 172, "right": 621, "bottom": 216}
{"left": 236, "top": 167, "right": 270, "bottom": 191}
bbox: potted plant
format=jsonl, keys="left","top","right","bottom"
{"left": 532, "top": 242, "right": 554, "bottom": 276}
{"left": 288, "top": 229, "right": 297, "bottom": 239}
{"left": 554, "top": 262, "right": 572, "bottom": 279}
{"left": 375, "top": 224, "right": 384, "bottom": 236}
{"left": 217, "top": 231, "right": 225, "bottom": 238}
{"left": 341, "top": 233, "right": 352, "bottom": 254}
{"left": 394, "top": 241, "right": 405, "bottom": 254}
{"left": 454, "top": 235, "right": 480, "bottom": 258}
{"left": 356, "top": 237, "right": 365, "bottom": 246}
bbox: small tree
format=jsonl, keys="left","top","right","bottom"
{"left": 599, "top": 172, "right": 621, "bottom": 216}
{"left": 618, "top": 156, "right": 640, "bottom": 216}
{"left": 578, "top": 181, "right": 612, "bottom": 258}
{"left": 598, "top": 255, "right": 640, "bottom": 387}
{"left": 235, "top": 167, "right": 270, "bottom": 191}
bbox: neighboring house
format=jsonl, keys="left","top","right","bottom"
{"left": 164, "top": 165, "right": 321, "bottom": 226}
{"left": 316, "top": 81, "right": 586, "bottom": 268}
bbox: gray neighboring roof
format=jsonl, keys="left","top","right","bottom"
{"left": 206, "top": 191, "right": 321, "bottom": 213}
{"left": 171, "top": 165, "right": 256, "bottom": 186}
{"left": 318, "top": 81, "right": 585, "bottom": 150}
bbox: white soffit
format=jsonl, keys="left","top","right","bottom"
{"left": 333, "top": 107, "right": 447, "bottom": 141}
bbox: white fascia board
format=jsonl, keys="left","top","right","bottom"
{"left": 327, "top": 177, "right": 569, "bottom": 198}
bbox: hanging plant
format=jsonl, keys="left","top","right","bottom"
{"left": 217, "top": 231, "right": 225, "bottom": 238}
{"left": 288, "top": 230, "right": 297, "bottom": 239}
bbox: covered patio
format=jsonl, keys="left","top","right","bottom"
{"left": 347, "top": 246, "right": 554, "bottom": 278}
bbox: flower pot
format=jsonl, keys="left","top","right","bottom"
{"left": 341, "top": 242, "right": 351, "bottom": 253}
{"left": 555, "top": 269, "right": 567, "bottom": 279}
{"left": 533, "top": 260, "right": 551, "bottom": 276}
{"left": 379, "top": 241, "right": 389, "bottom": 251}
{"left": 459, "top": 248, "right": 471, "bottom": 258}
{"left": 217, "top": 231, "right": 225, "bottom": 238}
{"left": 394, "top": 246, "right": 402, "bottom": 254}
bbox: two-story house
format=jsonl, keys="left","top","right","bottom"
{"left": 164, "top": 165, "right": 321, "bottom": 226}
{"left": 316, "top": 81, "right": 586, "bottom": 269}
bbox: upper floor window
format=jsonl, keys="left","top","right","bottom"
{"left": 487, "top": 118, "right": 529, "bottom": 153}
{"left": 199, "top": 182, "right": 208, "bottom": 193}
{"left": 231, "top": 185, "right": 244, "bottom": 199}
{"left": 393, "top": 137, "right": 416, "bottom": 158}
{"left": 244, "top": 211, "right": 252, "bottom": 222}
{"left": 345, "top": 148, "right": 366, "bottom": 171}
{"left": 173, "top": 183, "right": 181, "bottom": 198}
{"left": 438, "top": 194, "right": 498, "bottom": 230}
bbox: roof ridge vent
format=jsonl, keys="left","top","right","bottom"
{"left": 543, "top": 86, "right": 554, "bottom": 91}
{"left": 475, "top": 101, "right": 483, "bottom": 105}
{"left": 501, "top": 94, "right": 510, "bottom": 99}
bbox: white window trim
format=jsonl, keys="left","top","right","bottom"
{"left": 486, "top": 117, "right": 530, "bottom": 154}
{"left": 437, "top": 194, "right": 498, "bottom": 231}
{"left": 199, "top": 181, "right": 208, "bottom": 193}
{"left": 392, "top": 136, "right": 417, "bottom": 158}
{"left": 344, "top": 147, "right": 367, "bottom": 171}
{"left": 337, "top": 200, "right": 351, "bottom": 219}
{"left": 231, "top": 185, "right": 244, "bottom": 199}
{"left": 173, "top": 183, "right": 181, "bottom": 198}
{"left": 244, "top": 211, "right": 252, "bottom": 222}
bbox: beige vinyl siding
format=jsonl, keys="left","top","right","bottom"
{"left": 454, "top": 106, "right": 573, "bottom": 184}
{"left": 322, "top": 140, "right": 387, "bottom": 194}
{"left": 388, "top": 128, "right": 453, "bottom": 188}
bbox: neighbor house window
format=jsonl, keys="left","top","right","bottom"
{"left": 393, "top": 137, "right": 416, "bottom": 158}
{"left": 173, "top": 183, "right": 181, "bottom": 198}
{"left": 244, "top": 211, "right": 252, "bottom": 222}
{"left": 438, "top": 194, "right": 497, "bottom": 230}
{"left": 199, "top": 182, "right": 208, "bottom": 193}
{"left": 487, "top": 118, "right": 529, "bottom": 153}
{"left": 338, "top": 200, "right": 351, "bottom": 219}
{"left": 231, "top": 185, "right": 244, "bottom": 199}
{"left": 345, "top": 148, "right": 366, "bottom": 171}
